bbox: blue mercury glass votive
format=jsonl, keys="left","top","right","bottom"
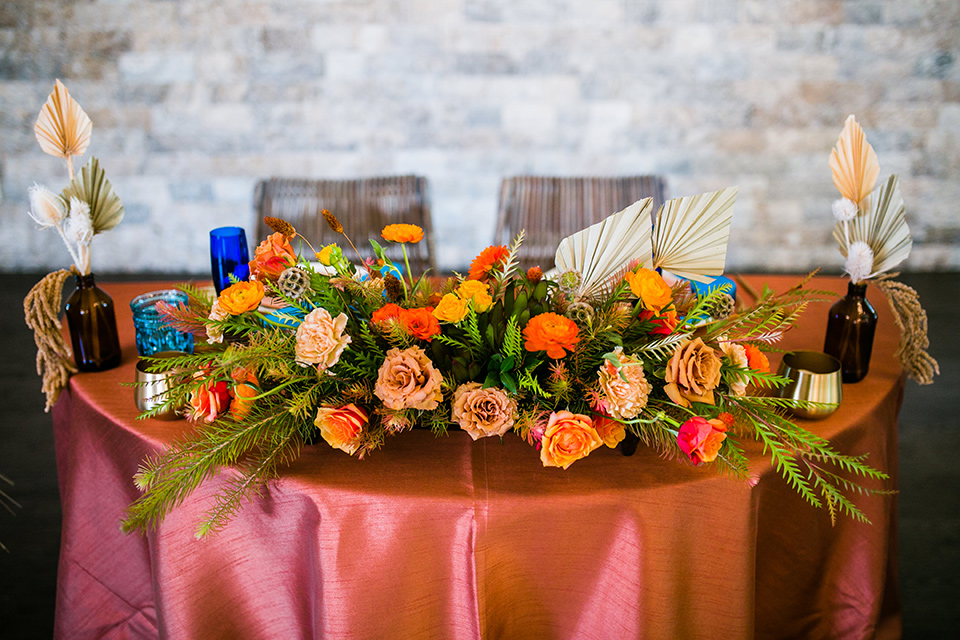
{"left": 210, "top": 226, "right": 251, "bottom": 294}
{"left": 130, "top": 290, "right": 195, "bottom": 357}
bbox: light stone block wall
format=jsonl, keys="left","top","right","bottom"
{"left": 1, "top": 0, "right": 958, "bottom": 274}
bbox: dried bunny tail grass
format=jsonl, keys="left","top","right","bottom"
{"left": 263, "top": 216, "right": 296, "bottom": 238}
{"left": 321, "top": 209, "right": 343, "bottom": 234}
{"left": 23, "top": 269, "right": 78, "bottom": 411}
{"left": 873, "top": 274, "right": 939, "bottom": 385}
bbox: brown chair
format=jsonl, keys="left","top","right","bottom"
{"left": 493, "top": 175, "right": 667, "bottom": 271}
{"left": 254, "top": 176, "right": 437, "bottom": 275}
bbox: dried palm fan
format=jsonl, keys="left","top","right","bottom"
{"left": 650, "top": 186, "right": 738, "bottom": 283}
{"left": 553, "top": 197, "right": 653, "bottom": 299}
{"left": 829, "top": 114, "right": 880, "bottom": 206}
{"left": 832, "top": 175, "right": 912, "bottom": 281}
{"left": 60, "top": 157, "right": 125, "bottom": 235}
{"left": 34, "top": 79, "right": 92, "bottom": 177}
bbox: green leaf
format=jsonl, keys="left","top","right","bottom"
{"left": 61, "top": 156, "right": 124, "bottom": 234}
{"left": 501, "top": 371, "right": 517, "bottom": 394}
{"left": 483, "top": 371, "right": 499, "bottom": 389}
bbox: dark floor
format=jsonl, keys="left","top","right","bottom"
{"left": 0, "top": 272, "right": 957, "bottom": 638}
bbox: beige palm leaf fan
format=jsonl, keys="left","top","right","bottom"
{"left": 829, "top": 114, "right": 880, "bottom": 206}
{"left": 34, "top": 79, "right": 92, "bottom": 176}
{"left": 553, "top": 197, "right": 654, "bottom": 299}
{"left": 832, "top": 174, "right": 912, "bottom": 278}
{"left": 61, "top": 157, "right": 125, "bottom": 235}
{"left": 650, "top": 186, "right": 739, "bottom": 283}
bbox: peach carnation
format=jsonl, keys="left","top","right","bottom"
{"left": 374, "top": 346, "right": 443, "bottom": 411}
{"left": 720, "top": 340, "right": 749, "bottom": 397}
{"left": 451, "top": 382, "right": 518, "bottom": 440}
{"left": 188, "top": 376, "right": 230, "bottom": 424}
{"left": 664, "top": 338, "right": 722, "bottom": 408}
{"left": 597, "top": 347, "right": 652, "bottom": 420}
{"left": 295, "top": 307, "right": 351, "bottom": 371}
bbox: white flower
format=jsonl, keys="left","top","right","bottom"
{"left": 832, "top": 198, "right": 858, "bottom": 223}
{"left": 205, "top": 300, "right": 229, "bottom": 344}
{"left": 64, "top": 197, "right": 94, "bottom": 246}
{"left": 845, "top": 241, "right": 875, "bottom": 284}
{"left": 27, "top": 184, "right": 66, "bottom": 228}
{"left": 719, "top": 339, "right": 749, "bottom": 397}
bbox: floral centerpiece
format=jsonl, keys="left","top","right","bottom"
{"left": 123, "top": 190, "right": 889, "bottom": 538}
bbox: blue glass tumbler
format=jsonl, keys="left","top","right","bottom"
{"left": 210, "top": 226, "right": 250, "bottom": 294}
{"left": 130, "top": 290, "right": 195, "bottom": 357}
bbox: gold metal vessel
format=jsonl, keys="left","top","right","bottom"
{"left": 134, "top": 351, "right": 187, "bottom": 420}
{"left": 777, "top": 350, "right": 843, "bottom": 419}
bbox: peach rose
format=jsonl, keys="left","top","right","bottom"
{"left": 456, "top": 280, "right": 493, "bottom": 312}
{"left": 295, "top": 307, "right": 351, "bottom": 371}
{"left": 218, "top": 280, "right": 265, "bottom": 315}
{"left": 451, "top": 382, "right": 518, "bottom": 440}
{"left": 374, "top": 346, "right": 443, "bottom": 411}
{"left": 597, "top": 347, "right": 652, "bottom": 420}
{"left": 593, "top": 415, "right": 627, "bottom": 449}
{"left": 249, "top": 232, "right": 297, "bottom": 281}
{"left": 720, "top": 340, "right": 749, "bottom": 397}
{"left": 664, "top": 338, "right": 722, "bottom": 408}
{"left": 540, "top": 410, "right": 602, "bottom": 469}
{"left": 314, "top": 403, "right": 369, "bottom": 455}
{"left": 625, "top": 267, "right": 673, "bottom": 312}
{"left": 188, "top": 376, "right": 231, "bottom": 424}
{"left": 433, "top": 293, "right": 469, "bottom": 323}
{"left": 677, "top": 415, "right": 729, "bottom": 465}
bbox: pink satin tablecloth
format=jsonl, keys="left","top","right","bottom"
{"left": 52, "top": 276, "right": 903, "bottom": 639}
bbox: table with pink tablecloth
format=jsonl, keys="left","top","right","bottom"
{"left": 52, "top": 275, "right": 903, "bottom": 639}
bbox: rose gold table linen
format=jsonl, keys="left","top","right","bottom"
{"left": 52, "top": 276, "right": 903, "bottom": 639}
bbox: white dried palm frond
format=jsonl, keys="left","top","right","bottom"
{"left": 34, "top": 79, "right": 92, "bottom": 161}
{"left": 832, "top": 174, "right": 912, "bottom": 278}
{"left": 60, "top": 157, "right": 125, "bottom": 234}
{"left": 651, "top": 186, "right": 738, "bottom": 283}
{"left": 553, "top": 197, "right": 654, "bottom": 299}
{"left": 829, "top": 114, "right": 879, "bottom": 205}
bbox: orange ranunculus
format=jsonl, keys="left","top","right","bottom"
{"left": 540, "top": 411, "right": 603, "bottom": 469}
{"left": 677, "top": 416, "right": 729, "bottom": 465}
{"left": 188, "top": 377, "right": 231, "bottom": 424}
{"left": 456, "top": 280, "right": 493, "bottom": 312}
{"left": 625, "top": 267, "right": 673, "bottom": 312}
{"left": 249, "top": 232, "right": 297, "bottom": 281}
{"left": 593, "top": 414, "right": 626, "bottom": 449}
{"left": 314, "top": 403, "right": 369, "bottom": 455}
{"left": 381, "top": 223, "right": 424, "bottom": 244}
{"left": 523, "top": 312, "right": 579, "bottom": 359}
{"left": 401, "top": 307, "right": 441, "bottom": 341}
{"left": 218, "top": 280, "right": 265, "bottom": 315}
{"left": 371, "top": 303, "right": 404, "bottom": 327}
{"left": 744, "top": 344, "right": 770, "bottom": 374}
{"left": 469, "top": 245, "right": 510, "bottom": 281}
{"left": 433, "top": 293, "right": 469, "bottom": 323}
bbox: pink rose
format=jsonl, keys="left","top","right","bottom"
{"left": 451, "top": 382, "right": 517, "bottom": 440}
{"left": 295, "top": 307, "right": 351, "bottom": 371}
{"left": 374, "top": 346, "right": 443, "bottom": 411}
{"left": 677, "top": 416, "right": 729, "bottom": 465}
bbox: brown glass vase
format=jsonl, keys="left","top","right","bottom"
{"left": 823, "top": 281, "right": 877, "bottom": 383}
{"left": 65, "top": 273, "right": 122, "bottom": 372}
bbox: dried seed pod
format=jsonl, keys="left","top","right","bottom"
{"left": 278, "top": 266, "right": 312, "bottom": 300}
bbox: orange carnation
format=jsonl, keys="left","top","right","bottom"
{"left": 249, "top": 232, "right": 297, "bottom": 281}
{"left": 744, "top": 344, "right": 770, "bottom": 373}
{"left": 400, "top": 306, "right": 441, "bottom": 341}
{"left": 523, "top": 312, "right": 579, "bottom": 359}
{"left": 381, "top": 224, "right": 424, "bottom": 244}
{"left": 469, "top": 245, "right": 510, "bottom": 281}
{"left": 217, "top": 280, "right": 265, "bottom": 315}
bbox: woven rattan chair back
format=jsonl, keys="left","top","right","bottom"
{"left": 254, "top": 175, "right": 437, "bottom": 275}
{"left": 494, "top": 175, "right": 667, "bottom": 271}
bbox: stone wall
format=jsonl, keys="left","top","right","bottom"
{"left": 1, "top": 0, "right": 958, "bottom": 274}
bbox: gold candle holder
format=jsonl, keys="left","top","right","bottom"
{"left": 777, "top": 350, "right": 843, "bottom": 419}
{"left": 134, "top": 350, "right": 187, "bottom": 420}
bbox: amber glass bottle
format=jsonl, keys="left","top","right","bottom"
{"left": 823, "top": 281, "right": 877, "bottom": 383}
{"left": 65, "top": 273, "right": 122, "bottom": 372}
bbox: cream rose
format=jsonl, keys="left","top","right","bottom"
{"left": 597, "top": 347, "right": 652, "bottom": 420}
{"left": 451, "top": 382, "right": 518, "bottom": 440}
{"left": 374, "top": 346, "right": 443, "bottom": 411}
{"left": 664, "top": 337, "right": 722, "bottom": 408}
{"left": 295, "top": 307, "right": 351, "bottom": 371}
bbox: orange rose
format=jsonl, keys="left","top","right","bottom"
{"left": 744, "top": 344, "right": 770, "bottom": 374}
{"left": 523, "top": 312, "right": 579, "bottom": 359}
{"left": 625, "top": 267, "right": 673, "bottom": 312}
{"left": 540, "top": 410, "right": 602, "bottom": 469}
{"left": 677, "top": 416, "right": 728, "bottom": 465}
{"left": 381, "top": 224, "right": 424, "bottom": 244}
{"left": 188, "top": 376, "right": 230, "bottom": 424}
{"left": 371, "top": 303, "right": 404, "bottom": 327}
{"left": 469, "top": 245, "right": 510, "bottom": 281}
{"left": 400, "top": 307, "right": 441, "bottom": 342}
{"left": 593, "top": 415, "right": 626, "bottom": 449}
{"left": 314, "top": 403, "right": 369, "bottom": 455}
{"left": 218, "top": 280, "right": 265, "bottom": 315}
{"left": 249, "top": 232, "right": 297, "bottom": 281}
{"left": 433, "top": 294, "right": 469, "bottom": 323}
{"left": 456, "top": 280, "right": 493, "bottom": 312}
